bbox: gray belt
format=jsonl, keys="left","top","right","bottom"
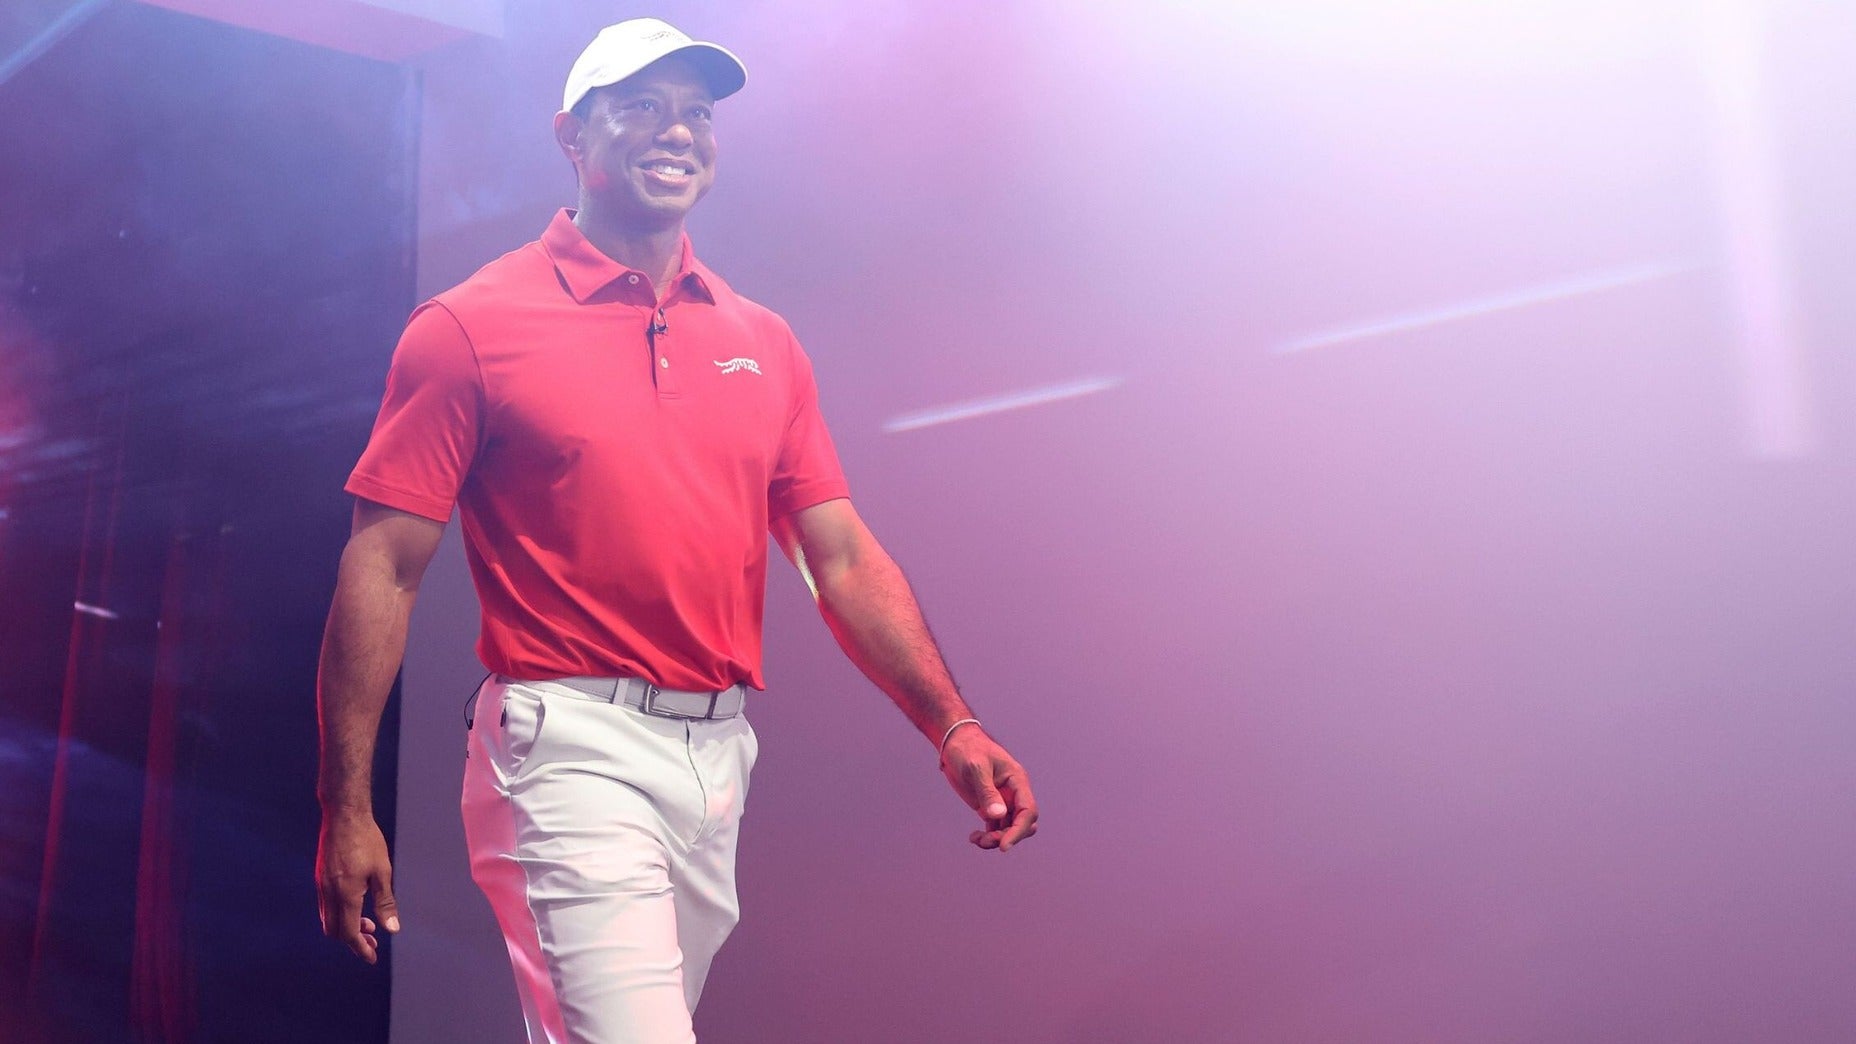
{"left": 546, "top": 675, "right": 746, "bottom": 720}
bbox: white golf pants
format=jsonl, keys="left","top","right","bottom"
{"left": 461, "top": 676, "right": 757, "bottom": 1043}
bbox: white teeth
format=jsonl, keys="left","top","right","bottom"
{"left": 647, "top": 163, "right": 689, "bottom": 175}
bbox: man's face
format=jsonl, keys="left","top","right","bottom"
{"left": 569, "top": 56, "right": 718, "bottom": 230}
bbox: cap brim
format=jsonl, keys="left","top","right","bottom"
{"left": 667, "top": 42, "right": 747, "bottom": 100}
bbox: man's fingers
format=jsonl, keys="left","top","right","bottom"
{"left": 372, "top": 871, "right": 401, "bottom": 934}
{"left": 993, "top": 767, "right": 1037, "bottom": 850}
{"left": 965, "top": 770, "right": 1008, "bottom": 822}
{"left": 322, "top": 880, "right": 363, "bottom": 943}
{"left": 318, "top": 867, "right": 383, "bottom": 960}
{"left": 316, "top": 814, "right": 396, "bottom": 962}
{"left": 347, "top": 897, "right": 378, "bottom": 964}
{"left": 998, "top": 807, "right": 1039, "bottom": 851}
{"left": 315, "top": 874, "right": 345, "bottom": 938}
{"left": 326, "top": 904, "right": 382, "bottom": 963}
{"left": 945, "top": 748, "right": 1009, "bottom": 820}
{"left": 1000, "top": 771, "right": 1035, "bottom": 820}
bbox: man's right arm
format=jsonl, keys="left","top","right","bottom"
{"left": 315, "top": 498, "right": 445, "bottom": 964}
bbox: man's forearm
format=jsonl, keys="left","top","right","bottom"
{"left": 316, "top": 547, "right": 418, "bottom": 814}
{"left": 811, "top": 548, "right": 972, "bottom": 746}
{"left": 778, "top": 499, "right": 1038, "bottom": 849}
{"left": 316, "top": 503, "right": 441, "bottom": 957}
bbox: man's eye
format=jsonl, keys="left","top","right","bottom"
{"left": 625, "top": 99, "right": 656, "bottom": 112}
{"left": 690, "top": 108, "right": 712, "bottom": 122}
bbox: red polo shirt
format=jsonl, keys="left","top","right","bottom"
{"left": 347, "top": 210, "right": 849, "bottom": 690}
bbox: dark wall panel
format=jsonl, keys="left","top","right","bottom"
{"left": 0, "top": 3, "right": 418, "bottom": 1041}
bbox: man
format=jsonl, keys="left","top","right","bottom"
{"left": 313, "top": 17, "right": 1038, "bottom": 1043}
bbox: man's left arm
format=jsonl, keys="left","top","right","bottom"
{"left": 772, "top": 497, "right": 1038, "bottom": 851}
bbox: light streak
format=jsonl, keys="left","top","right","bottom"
{"left": 0, "top": 0, "right": 109, "bottom": 88}
{"left": 1273, "top": 259, "right": 1705, "bottom": 355}
{"left": 73, "top": 601, "right": 119, "bottom": 621}
{"left": 1697, "top": 0, "right": 1815, "bottom": 459}
{"left": 884, "top": 376, "right": 1122, "bottom": 434}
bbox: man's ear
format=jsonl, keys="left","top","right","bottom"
{"left": 553, "top": 110, "right": 584, "bottom": 165}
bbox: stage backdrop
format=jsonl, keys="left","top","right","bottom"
{"left": 390, "top": 3, "right": 1856, "bottom": 1043}
{"left": 0, "top": 2, "right": 419, "bottom": 1041}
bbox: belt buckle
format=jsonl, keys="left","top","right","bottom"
{"left": 640, "top": 684, "right": 711, "bottom": 720}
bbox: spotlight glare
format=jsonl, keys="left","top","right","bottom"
{"left": 884, "top": 376, "right": 1122, "bottom": 434}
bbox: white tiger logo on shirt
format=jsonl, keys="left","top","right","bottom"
{"left": 713, "top": 358, "right": 762, "bottom": 375}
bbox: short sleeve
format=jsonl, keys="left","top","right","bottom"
{"left": 345, "top": 301, "right": 483, "bottom": 522}
{"left": 767, "top": 329, "right": 850, "bottom": 521}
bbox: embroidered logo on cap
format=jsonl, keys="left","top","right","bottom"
{"left": 714, "top": 358, "right": 762, "bottom": 375}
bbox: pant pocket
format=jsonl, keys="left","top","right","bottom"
{"left": 495, "top": 684, "right": 549, "bottom": 776}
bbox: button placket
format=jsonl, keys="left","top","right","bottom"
{"left": 645, "top": 303, "right": 681, "bottom": 398}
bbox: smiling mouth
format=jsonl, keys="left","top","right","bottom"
{"left": 641, "top": 160, "right": 695, "bottom": 178}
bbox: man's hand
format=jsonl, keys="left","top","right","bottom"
{"left": 316, "top": 810, "right": 400, "bottom": 963}
{"left": 940, "top": 728, "right": 1039, "bottom": 851}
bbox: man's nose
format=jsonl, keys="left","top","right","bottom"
{"left": 656, "top": 119, "right": 694, "bottom": 148}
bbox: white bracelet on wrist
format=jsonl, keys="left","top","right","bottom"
{"left": 938, "top": 717, "right": 982, "bottom": 760}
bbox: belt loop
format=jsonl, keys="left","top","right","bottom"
{"left": 705, "top": 691, "right": 719, "bottom": 719}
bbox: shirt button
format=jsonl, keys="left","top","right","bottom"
{"left": 660, "top": 357, "right": 670, "bottom": 368}
{"left": 627, "top": 274, "right": 640, "bottom": 284}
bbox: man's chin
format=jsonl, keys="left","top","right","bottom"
{"left": 592, "top": 194, "right": 698, "bottom": 233}
{"left": 640, "top": 179, "right": 709, "bottom": 209}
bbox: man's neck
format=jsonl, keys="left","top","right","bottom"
{"left": 573, "top": 206, "right": 686, "bottom": 299}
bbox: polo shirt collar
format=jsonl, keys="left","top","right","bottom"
{"left": 543, "top": 208, "right": 715, "bottom": 305}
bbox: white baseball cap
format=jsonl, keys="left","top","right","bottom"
{"left": 562, "top": 18, "right": 747, "bottom": 113}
